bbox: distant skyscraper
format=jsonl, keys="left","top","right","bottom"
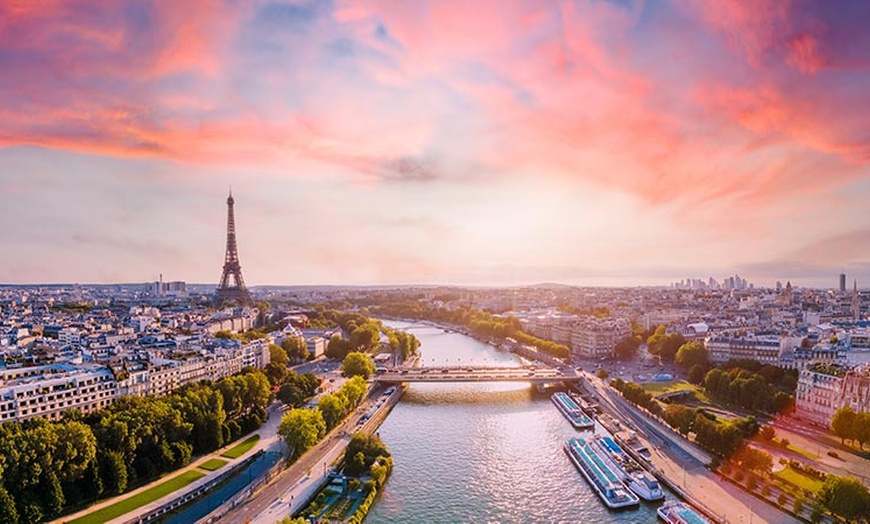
{"left": 840, "top": 273, "right": 846, "bottom": 292}
{"left": 853, "top": 280, "right": 860, "bottom": 322}
{"left": 216, "top": 190, "right": 252, "bottom": 306}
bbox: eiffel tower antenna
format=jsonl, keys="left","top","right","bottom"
{"left": 215, "top": 189, "right": 252, "bottom": 305}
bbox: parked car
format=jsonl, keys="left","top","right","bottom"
{"left": 827, "top": 450, "right": 840, "bottom": 459}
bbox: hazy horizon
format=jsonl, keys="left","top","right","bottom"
{"left": 2, "top": 1, "right": 870, "bottom": 288}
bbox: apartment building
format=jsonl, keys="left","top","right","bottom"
{"left": 704, "top": 335, "right": 796, "bottom": 365}
{"left": 795, "top": 364, "right": 870, "bottom": 426}
{"left": 0, "top": 365, "right": 116, "bottom": 422}
{"left": 570, "top": 318, "right": 631, "bottom": 358}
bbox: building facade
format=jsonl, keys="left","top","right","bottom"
{"left": 795, "top": 364, "right": 870, "bottom": 426}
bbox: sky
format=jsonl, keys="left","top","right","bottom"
{"left": 1, "top": 0, "right": 870, "bottom": 288}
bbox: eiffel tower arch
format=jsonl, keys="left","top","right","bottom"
{"left": 215, "top": 190, "right": 252, "bottom": 306}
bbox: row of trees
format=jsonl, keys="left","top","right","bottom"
{"left": 662, "top": 403, "right": 757, "bottom": 457}
{"left": 830, "top": 406, "right": 870, "bottom": 449}
{"left": 386, "top": 329, "right": 421, "bottom": 360}
{"left": 818, "top": 474, "right": 870, "bottom": 522}
{"left": 370, "top": 301, "right": 570, "bottom": 360}
{"left": 610, "top": 378, "right": 759, "bottom": 458}
{"left": 702, "top": 367, "right": 794, "bottom": 413}
{"left": 305, "top": 309, "right": 420, "bottom": 363}
{"left": 610, "top": 378, "right": 664, "bottom": 417}
{"left": 318, "top": 376, "right": 368, "bottom": 430}
{"left": 277, "top": 376, "right": 368, "bottom": 461}
{"left": 0, "top": 368, "right": 273, "bottom": 523}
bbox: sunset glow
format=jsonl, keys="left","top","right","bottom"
{"left": 2, "top": 0, "right": 870, "bottom": 286}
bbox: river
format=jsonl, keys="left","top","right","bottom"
{"left": 367, "top": 321, "right": 670, "bottom": 523}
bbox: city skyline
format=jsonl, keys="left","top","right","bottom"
{"left": 2, "top": 1, "right": 870, "bottom": 287}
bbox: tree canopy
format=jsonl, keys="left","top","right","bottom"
{"left": 341, "top": 352, "right": 377, "bottom": 380}
{"left": 646, "top": 326, "right": 686, "bottom": 362}
{"left": 278, "top": 409, "right": 325, "bottom": 462}
{"left": 613, "top": 335, "right": 641, "bottom": 360}
{"left": 675, "top": 341, "right": 708, "bottom": 371}
{"left": 0, "top": 369, "right": 273, "bottom": 522}
{"left": 831, "top": 406, "right": 870, "bottom": 449}
{"left": 818, "top": 475, "right": 870, "bottom": 521}
{"left": 281, "top": 337, "right": 309, "bottom": 362}
{"left": 269, "top": 343, "right": 289, "bottom": 367}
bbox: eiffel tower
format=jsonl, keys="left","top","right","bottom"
{"left": 215, "top": 190, "right": 252, "bottom": 305}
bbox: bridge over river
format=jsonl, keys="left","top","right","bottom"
{"left": 374, "top": 365, "right": 582, "bottom": 384}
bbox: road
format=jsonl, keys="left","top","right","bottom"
{"left": 769, "top": 415, "right": 870, "bottom": 483}
{"left": 214, "top": 385, "right": 399, "bottom": 524}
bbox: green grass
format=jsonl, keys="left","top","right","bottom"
{"left": 221, "top": 434, "right": 260, "bottom": 459}
{"left": 68, "top": 470, "right": 205, "bottom": 524}
{"left": 641, "top": 380, "right": 711, "bottom": 402}
{"left": 774, "top": 466, "right": 824, "bottom": 493}
{"left": 199, "top": 458, "right": 228, "bottom": 471}
{"left": 786, "top": 444, "right": 819, "bottom": 460}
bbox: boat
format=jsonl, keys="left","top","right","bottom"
{"left": 589, "top": 435, "right": 664, "bottom": 501}
{"left": 551, "top": 392, "right": 595, "bottom": 429}
{"left": 564, "top": 438, "right": 640, "bottom": 509}
{"left": 657, "top": 500, "right": 712, "bottom": 524}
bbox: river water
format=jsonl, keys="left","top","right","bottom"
{"left": 367, "top": 321, "right": 670, "bottom": 523}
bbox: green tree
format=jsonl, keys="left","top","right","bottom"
{"left": 172, "top": 385, "right": 226, "bottom": 454}
{"left": 831, "top": 406, "right": 858, "bottom": 445}
{"left": 270, "top": 343, "right": 289, "bottom": 367}
{"left": 278, "top": 409, "right": 325, "bottom": 462}
{"left": 265, "top": 362, "right": 288, "bottom": 386}
{"left": 688, "top": 364, "right": 706, "bottom": 384}
{"left": 346, "top": 451, "right": 367, "bottom": 476}
{"left": 101, "top": 450, "right": 128, "bottom": 495}
{"left": 614, "top": 335, "right": 641, "bottom": 360}
{"left": 0, "top": 487, "right": 17, "bottom": 524}
{"left": 341, "top": 352, "right": 377, "bottom": 380}
{"left": 326, "top": 335, "right": 351, "bottom": 360}
{"left": 281, "top": 337, "right": 309, "bottom": 362}
{"left": 277, "top": 383, "right": 304, "bottom": 407}
{"left": 818, "top": 475, "right": 870, "bottom": 521}
{"left": 597, "top": 369, "right": 610, "bottom": 379}
{"left": 675, "top": 341, "right": 708, "bottom": 371}
{"left": 349, "top": 323, "right": 381, "bottom": 352}
{"left": 340, "top": 376, "right": 368, "bottom": 408}
{"left": 809, "top": 505, "right": 824, "bottom": 523}
{"left": 318, "top": 393, "right": 348, "bottom": 430}
{"left": 793, "top": 496, "right": 805, "bottom": 515}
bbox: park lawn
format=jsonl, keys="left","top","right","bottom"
{"left": 221, "top": 434, "right": 260, "bottom": 459}
{"left": 68, "top": 470, "right": 205, "bottom": 524}
{"left": 641, "top": 380, "right": 684, "bottom": 394}
{"left": 641, "top": 380, "right": 712, "bottom": 403}
{"left": 786, "top": 444, "right": 819, "bottom": 460}
{"left": 774, "top": 466, "right": 824, "bottom": 493}
{"left": 199, "top": 458, "right": 228, "bottom": 471}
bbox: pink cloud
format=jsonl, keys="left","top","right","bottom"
{"left": 0, "top": 0, "right": 868, "bottom": 222}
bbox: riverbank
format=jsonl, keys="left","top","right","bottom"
{"left": 214, "top": 382, "right": 405, "bottom": 524}
{"left": 582, "top": 373, "right": 801, "bottom": 523}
